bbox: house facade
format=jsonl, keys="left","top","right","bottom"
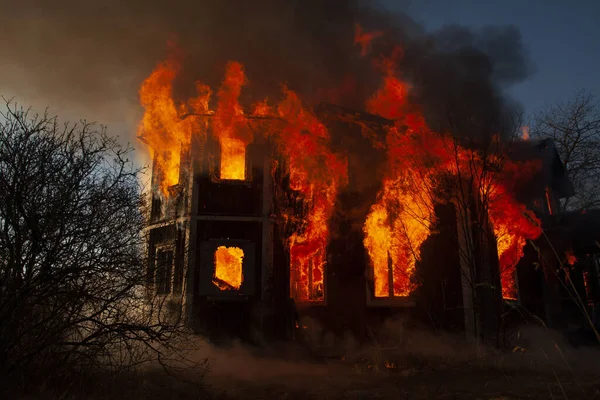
{"left": 144, "top": 108, "right": 585, "bottom": 345}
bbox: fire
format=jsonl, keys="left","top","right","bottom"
{"left": 488, "top": 159, "right": 542, "bottom": 299}
{"left": 138, "top": 57, "right": 211, "bottom": 195}
{"left": 139, "top": 55, "right": 346, "bottom": 302}
{"left": 362, "top": 60, "right": 437, "bottom": 298}
{"left": 277, "top": 89, "right": 347, "bottom": 301}
{"left": 364, "top": 179, "right": 432, "bottom": 297}
{"left": 363, "top": 50, "right": 542, "bottom": 299}
{"left": 213, "top": 246, "right": 244, "bottom": 290}
{"left": 215, "top": 61, "right": 251, "bottom": 181}
{"left": 139, "top": 33, "right": 544, "bottom": 303}
{"left": 362, "top": 125, "right": 437, "bottom": 298}
{"left": 220, "top": 137, "right": 246, "bottom": 180}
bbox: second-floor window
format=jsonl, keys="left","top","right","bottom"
{"left": 220, "top": 137, "right": 246, "bottom": 180}
{"left": 155, "top": 248, "right": 174, "bottom": 295}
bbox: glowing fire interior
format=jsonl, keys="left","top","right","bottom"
{"left": 138, "top": 26, "right": 544, "bottom": 302}
{"left": 364, "top": 177, "right": 433, "bottom": 297}
{"left": 220, "top": 137, "right": 246, "bottom": 180}
{"left": 213, "top": 246, "right": 244, "bottom": 291}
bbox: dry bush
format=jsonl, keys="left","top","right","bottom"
{"left": 0, "top": 99, "right": 196, "bottom": 396}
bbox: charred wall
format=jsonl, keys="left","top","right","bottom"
{"left": 186, "top": 131, "right": 293, "bottom": 342}
{"left": 146, "top": 224, "right": 186, "bottom": 297}
{"left": 191, "top": 220, "right": 262, "bottom": 341}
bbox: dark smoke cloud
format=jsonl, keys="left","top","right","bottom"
{"left": 403, "top": 24, "right": 535, "bottom": 140}
{"left": 0, "top": 0, "right": 535, "bottom": 155}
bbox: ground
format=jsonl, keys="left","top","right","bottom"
{"left": 172, "top": 325, "right": 600, "bottom": 400}
{"left": 203, "top": 354, "right": 600, "bottom": 400}
{"left": 9, "top": 326, "right": 600, "bottom": 399}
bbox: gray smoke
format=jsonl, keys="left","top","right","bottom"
{"left": 0, "top": 0, "right": 535, "bottom": 155}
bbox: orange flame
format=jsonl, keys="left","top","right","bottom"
{"left": 363, "top": 55, "right": 542, "bottom": 299}
{"left": 139, "top": 54, "right": 346, "bottom": 302}
{"left": 213, "top": 246, "right": 244, "bottom": 290}
{"left": 364, "top": 179, "right": 433, "bottom": 297}
{"left": 215, "top": 61, "right": 251, "bottom": 181}
{"left": 277, "top": 89, "right": 348, "bottom": 301}
{"left": 140, "top": 36, "right": 543, "bottom": 303}
{"left": 486, "top": 159, "right": 542, "bottom": 299}
{"left": 138, "top": 58, "right": 211, "bottom": 195}
{"left": 363, "top": 65, "right": 436, "bottom": 298}
{"left": 220, "top": 137, "right": 246, "bottom": 180}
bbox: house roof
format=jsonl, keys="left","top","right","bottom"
{"left": 510, "top": 138, "right": 575, "bottom": 199}
{"left": 315, "top": 104, "right": 576, "bottom": 200}
{"left": 551, "top": 209, "right": 600, "bottom": 252}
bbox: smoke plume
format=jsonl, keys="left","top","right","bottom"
{"left": 0, "top": 0, "right": 534, "bottom": 159}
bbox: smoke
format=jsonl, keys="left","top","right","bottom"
{"left": 156, "top": 323, "right": 600, "bottom": 399}
{"left": 403, "top": 24, "right": 535, "bottom": 141}
{"left": 0, "top": 0, "right": 534, "bottom": 155}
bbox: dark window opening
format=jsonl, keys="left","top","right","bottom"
{"left": 156, "top": 248, "right": 174, "bottom": 295}
{"left": 151, "top": 196, "right": 162, "bottom": 220}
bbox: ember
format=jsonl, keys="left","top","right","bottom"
{"left": 213, "top": 246, "right": 244, "bottom": 291}
{"left": 566, "top": 250, "right": 577, "bottom": 266}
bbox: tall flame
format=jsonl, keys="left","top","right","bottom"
{"left": 363, "top": 60, "right": 436, "bottom": 298}
{"left": 362, "top": 47, "right": 542, "bottom": 299}
{"left": 277, "top": 89, "right": 348, "bottom": 301}
{"left": 138, "top": 58, "right": 211, "bottom": 195}
{"left": 488, "top": 160, "right": 542, "bottom": 299}
{"left": 215, "top": 61, "right": 251, "bottom": 181}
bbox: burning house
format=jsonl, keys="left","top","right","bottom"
{"left": 138, "top": 51, "right": 576, "bottom": 345}
{"left": 133, "top": 4, "right": 596, "bottom": 344}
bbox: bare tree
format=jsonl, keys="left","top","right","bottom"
{"left": 0, "top": 100, "right": 189, "bottom": 387}
{"left": 531, "top": 89, "right": 600, "bottom": 212}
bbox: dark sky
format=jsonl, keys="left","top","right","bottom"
{"left": 391, "top": 0, "right": 600, "bottom": 117}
